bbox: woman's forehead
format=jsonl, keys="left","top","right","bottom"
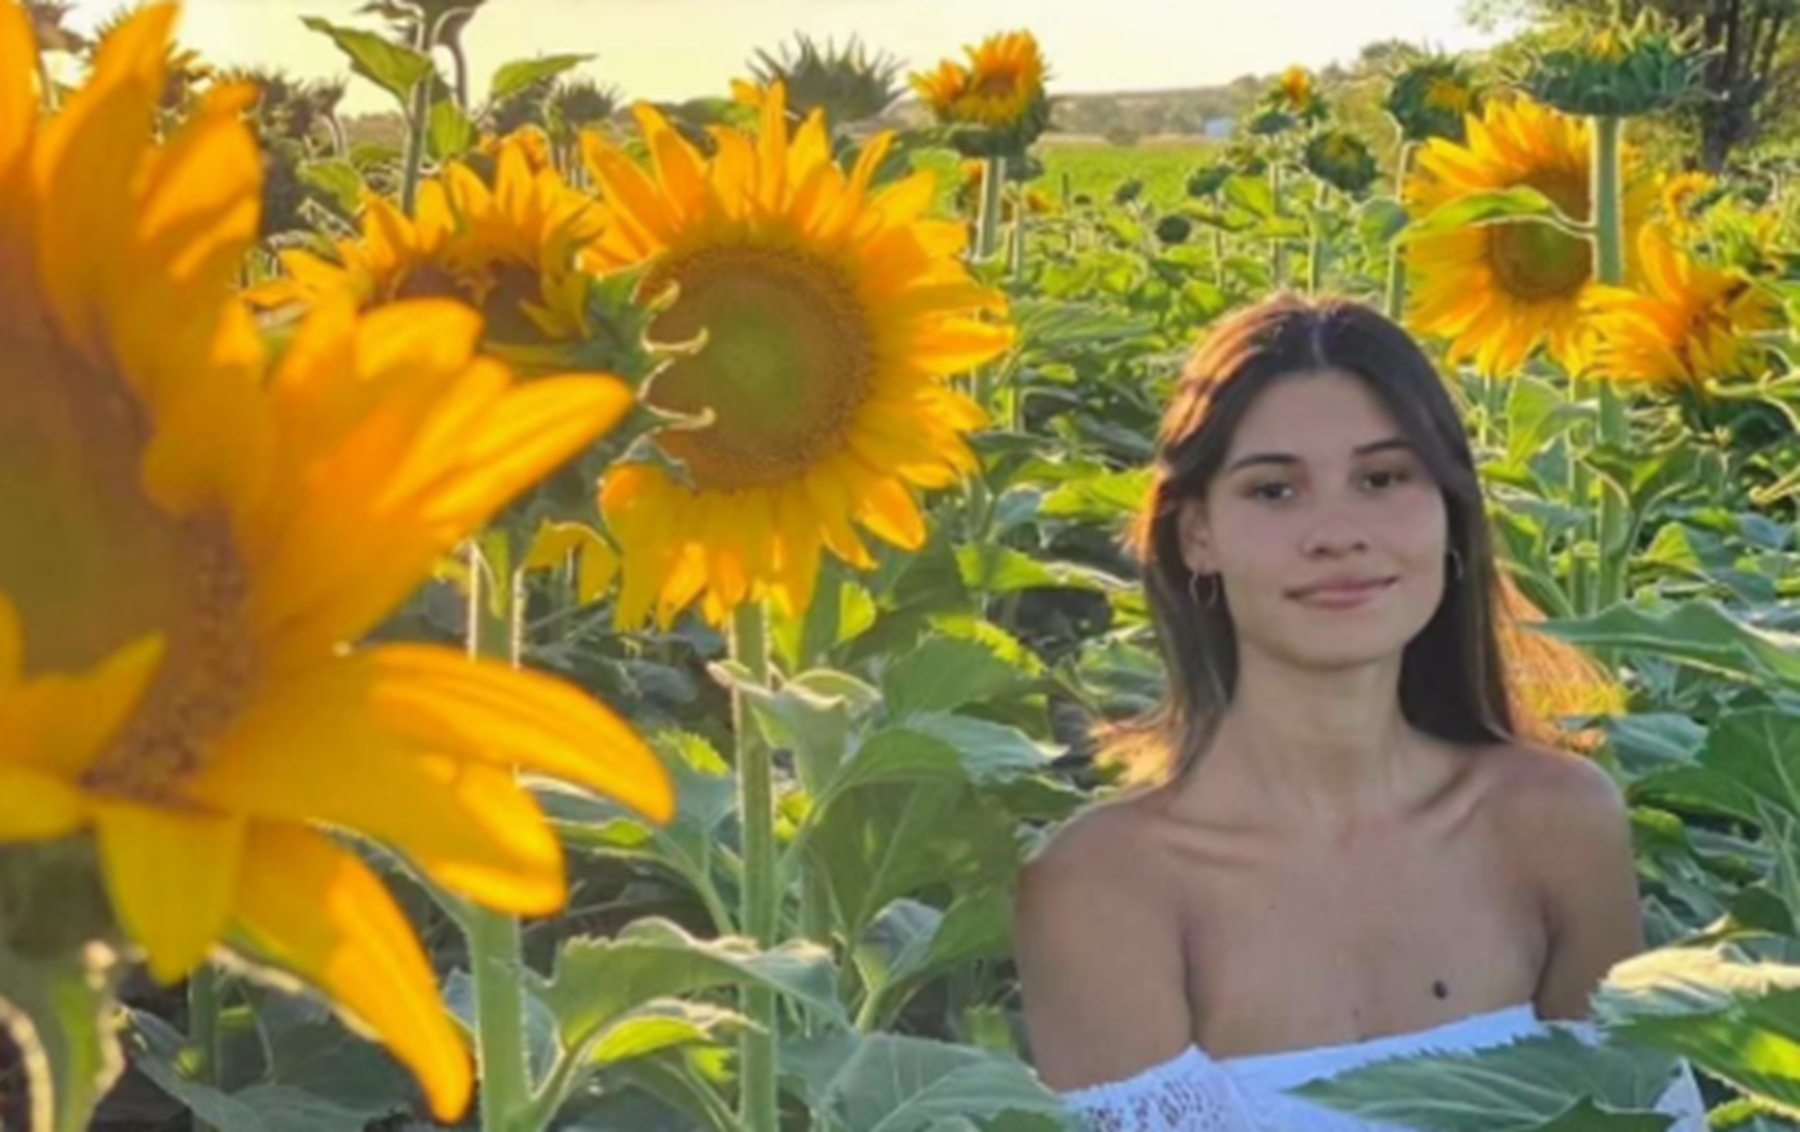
{"left": 1226, "top": 369, "right": 1405, "bottom": 457}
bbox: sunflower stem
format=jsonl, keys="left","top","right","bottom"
{"left": 187, "top": 965, "right": 222, "bottom": 1132}
{"left": 731, "top": 602, "right": 779, "bottom": 1132}
{"left": 1212, "top": 228, "right": 1226, "bottom": 286}
{"left": 399, "top": 18, "right": 436, "bottom": 218}
{"left": 1385, "top": 143, "right": 1414, "bottom": 321}
{"left": 1591, "top": 114, "right": 1631, "bottom": 619}
{"left": 1307, "top": 180, "right": 1326, "bottom": 295}
{"left": 464, "top": 537, "right": 535, "bottom": 1132}
{"left": 975, "top": 156, "right": 1006, "bottom": 261}
{"left": 1269, "top": 161, "right": 1286, "bottom": 288}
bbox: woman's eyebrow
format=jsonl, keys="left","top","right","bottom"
{"left": 1224, "top": 437, "right": 1411, "bottom": 474}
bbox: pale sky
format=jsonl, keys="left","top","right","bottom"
{"left": 62, "top": 0, "right": 1506, "bottom": 114}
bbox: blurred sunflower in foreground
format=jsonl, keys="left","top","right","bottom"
{"left": 1404, "top": 94, "right": 1652, "bottom": 376}
{"left": 0, "top": 1, "right": 672, "bottom": 1119}
{"left": 582, "top": 84, "right": 1014, "bottom": 628}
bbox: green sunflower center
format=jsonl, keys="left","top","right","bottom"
{"left": 645, "top": 246, "right": 874, "bottom": 492}
{"left": 1488, "top": 169, "right": 1593, "bottom": 302}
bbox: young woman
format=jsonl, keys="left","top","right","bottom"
{"left": 1012, "top": 295, "right": 1706, "bottom": 1130}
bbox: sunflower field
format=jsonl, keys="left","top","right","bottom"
{"left": 7, "top": 0, "right": 1800, "bottom": 1130}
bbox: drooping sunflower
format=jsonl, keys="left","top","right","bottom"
{"left": 582, "top": 85, "right": 1014, "bottom": 629}
{"left": 1404, "top": 94, "right": 1653, "bottom": 376}
{"left": 1583, "top": 223, "right": 1783, "bottom": 392}
{"left": 250, "top": 133, "right": 603, "bottom": 363}
{"left": 1658, "top": 169, "right": 1716, "bottom": 239}
{"left": 0, "top": 2, "right": 671, "bottom": 1120}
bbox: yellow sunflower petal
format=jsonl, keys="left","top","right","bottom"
{"left": 231, "top": 824, "right": 472, "bottom": 1122}
{"left": 96, "top": 802, "right": 245, "bottom": 983}
{"left": 0, "top": 760, "right": 89, "bottom": 841}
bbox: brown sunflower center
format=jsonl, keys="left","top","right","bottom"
{"left": 1487, "top": 169, "right": 1593, "bottom": 302}
{"left": 644, "top": 246, "right": 874, "bottom": 492}
{"left": 0, "top": 326, "right": 257, "bottom": 804}
{"left": 481, "top": 261, "right": 555, "bottom": 345}
{"left": 84, "top": 525, "right": 257, "bottom": 803}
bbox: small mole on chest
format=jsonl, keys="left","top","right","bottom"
{"left": 1431, "top": 979, "right": 1449, "bottom": 999}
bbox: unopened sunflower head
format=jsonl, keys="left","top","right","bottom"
{"left": 1583, "top": 223, "right": 1783, "bottom": 394}
{"left": 581, "top": 82, "right": 1014, "bottom": 629}
{"left": 249, "top": 134, "right": 607, "bottom": 373}
{"left": 910, "top": 30, "right": 1051, "bottom": 157}
{"left": 1387, "top": 57, "right": 1482, "bottom": 143}
{"left": 1403, "top": 93, "right": 1654, "bottom": 376}
{"left": 0, "top": 1, "right": 670, "bottom": 1120}
{"left": 1304, "top": 129, "right": 1378, "bottom": 195}
{"left": 1523, "top": 5, "right": 1706, "bottom": 118}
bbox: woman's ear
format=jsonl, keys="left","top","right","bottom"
{"left": 1175, "top": 496, "right": 1217, "bottom": 576}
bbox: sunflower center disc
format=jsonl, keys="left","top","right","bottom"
{"left": 1488, "top": 169, "right": 1593, "bottom": 302}
{"left": 646, "top": 246, "right": 873, "bottom": 492}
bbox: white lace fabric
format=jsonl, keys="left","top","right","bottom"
{"left": 1056, "top": 1004, "right": 1709, "bottom": 1132}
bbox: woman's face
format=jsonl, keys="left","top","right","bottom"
{"left": 1176, "top": 367, "right": 1451, "bottom": 670}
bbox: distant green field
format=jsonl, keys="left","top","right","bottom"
{"left": 911, "top": 141, "right": 1219, "bottom": 217}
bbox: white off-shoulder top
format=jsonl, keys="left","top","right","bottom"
{"left": 1057, "top": 1001, "right": 1708, "bottom": 1132}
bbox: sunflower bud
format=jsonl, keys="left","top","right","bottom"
{"left": 1304, "top": 129, "right": 1379, "bottom": 195}
{"left": 1386, "top": 58, "right": 1482, "bottom": 143}
{"left": 1155, "top": 214, "right": 1194, "bottom": 245}
{"left": 1523, "top": 6, "right": 1706, "bottom": 118}
{"left": 1186, "top": 161, "right": 1234, "bottom": 200}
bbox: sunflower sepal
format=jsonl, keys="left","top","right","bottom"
{"left": 1522, "top": 5, "right": 1709, "bottom": 118}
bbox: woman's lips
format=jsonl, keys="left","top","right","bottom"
{"left": 1290, "top": 578, "right": 1397, "bottom": 608}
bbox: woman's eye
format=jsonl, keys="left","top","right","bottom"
{"left": 1364, "top": 468, "right": 1412, "bottom": 490}
{"left": 1248, "top": 482, "right": 1293, "bottom": 501}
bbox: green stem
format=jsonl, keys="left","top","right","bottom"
{"left": 1009, "top": 189, "right": 1028, "bottom": 285}
{"left": 399, "top": 20, "right": 436, "bottom": 217}
{"left": 1307, "top": 180, "right": 1326, "bottom": 295}
{"left": 732, "top": 603, "right": 778, "bottom": 1132}
{"left": 1591, "top": 114, "right": 1630, "bottom": 616}
{"left": 463, "top": 539, "right": 534, "bottom": 1132}
{"left": 974, "top": 155, "right": 1006, "bottom": 262}
{"left": 188, "top": 966, "right": 221, "bottom": 1132}
{"left": 1269, "top": 161, "right": 1285, "bottom": 287}
{"left": 1386, "top": 143, "right": 1414, "bottom": 321}
{"left": 1212, "top": 228, "right": 1226, "bottom": 286}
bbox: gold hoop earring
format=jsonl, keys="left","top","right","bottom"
{"left": 1447, "top": 548, "right": 1465, "bottom": 582}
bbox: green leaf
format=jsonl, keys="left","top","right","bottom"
{"left": 300, "top": 18, "right": 435, "bottom": 108}
{"left": 1400, "top": 185, "right": 1591, "bottom": 244}
{"left": 812, "top": 1034, "right": 1070, "bottom": 1132}
{"left": 1223, "top": 173, "right": 1276, "bottom": 219}
{"left": 955, "top": 545, "right": 1118, "bottom": 596}
{"left": 590, "top": 1001, "right": 748, "bottom": 1067}
{"left": 1357, "top": 195, "right": 1410, "bottom": 247}
{"left": 855, "top": 894, "right": 1013, "bottom": 1030}
{"left": 0, "top": 945, "right": 122, "bottom": 1132}
{"left": 489, "top": 53, "right": 591, "bottom": 102}
{"left": 800, "top": 729, "right": 1022, "bottom": 943}
{"left": 1293, "top": 1027, "right": 1683, "bottom": 1131}
{"left": 1532, "top": 603, "right": 1800, "bottom": 694}
{"left": 1594, "top": 946, "right": 1800, "bottom": 1115}
{"left": 426, "top": 98, "right": 477, "bottom": 162}
{"left": 883, "top": 636, "right": 1033, "bottom": 719}
{"left": 296, "top": 160, "right": 366, "bottom": 219}
{"left": 533, "top": 918, "right": 846, "bottom": 1058}
{"left": 1532, "top": 1097, "right": 1678, "bottom": 1131}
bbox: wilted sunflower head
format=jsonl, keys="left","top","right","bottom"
{"left": 1387, "top": 57, "right": 1481, "bottom": 143}
{"left": 748, "top": 31, "right": 905, "bottom": 126}
{"left": 1404, "top": 94, "right": 1653, "bottom": 376}
{"left": 1304, "top": 129, "right": 1379, "bottom": 195}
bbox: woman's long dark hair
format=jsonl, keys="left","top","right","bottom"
{"left": 1101, "top": 292, "right": 1615, "bottom": 789}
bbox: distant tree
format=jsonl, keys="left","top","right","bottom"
{"left": 1466, "top": 0, "right": 1798, "bottom": 170}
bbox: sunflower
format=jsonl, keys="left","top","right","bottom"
{"left": 581, "top": 85, "right": 1013, "bottom": 629}
{"left": 909, "top": 31, "right": 1049, "bottom": 155}
{"left": 1658, "top": 169, "right": 1716, "bottom": 238}
{"left": 1279, "top": 65, "right": 1315, "bottom": 114}
{"left": 250, "top": 133, "right": 602, "bottom": 363}
{"left": 1583, "top": 223, "right": 1782, "bottom": 392}
{"left": 1404, "top": 95, "right": 1652, "bottom": 376}
{"left": 0, "top": 2, "right": 671, "bottom": 1120}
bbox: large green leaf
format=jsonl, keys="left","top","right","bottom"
{"left": 544, "top": 731, "right": 738, "bottom": 913}
{"left": 0, "top": 943, "right": 121, "bottom": 1132}
{"left": 1594, "top": 945, "right": 1800, "bottom": 1115}
{"left": 1532, "top": 603, "right": 1800, "bottom": 694}
{"left": 532, "top": 917, "right": 845, "bottom": 1058}
{"left": 955, "top": 545, "right": 1119, "bottom": 596}
{"left": 426, "top": 98, "right": 477, "bottom": 162}
{"left": 1293, "top": 1027, "right": 1683, "bottom": 1131}
{"left": 854, "top": 893, "right": 1013, "bottom": 1030}
{"left": 798, "top": 729, "right": 1022, "bottom": 943}
{"left": 811, "top": 1034, "right": 1073, "bottom": 1132}
{"left": 300, "top": 18, "right": 435, "bottom": 108}
{"left": 1400, "top": 186, "right": 1590, "bottom": 244}
{"left": 883, "top": 635, "right": 1034, "bottom": 719}
{"left": 489, "top": 53, "right": 591, "bottom": 102}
